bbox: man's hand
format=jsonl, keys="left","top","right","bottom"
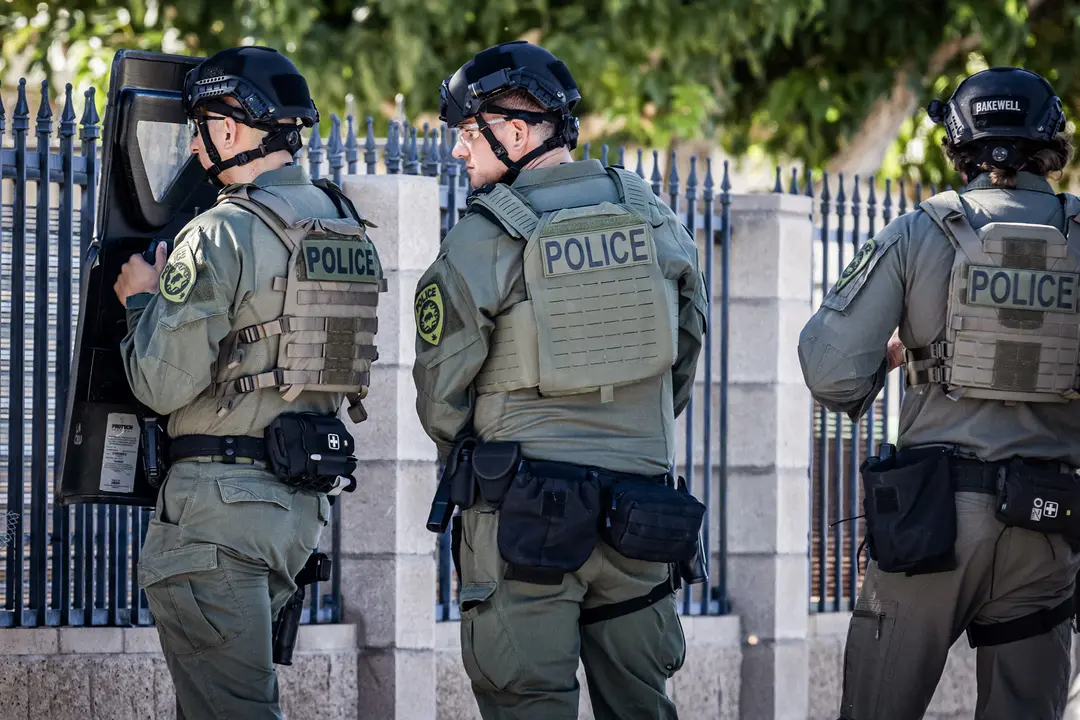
{"left": 886, "top": 328, "right": 905, "bottom": 373}
{"left": 114, "top": 242, "right": 167, "bottom": 308}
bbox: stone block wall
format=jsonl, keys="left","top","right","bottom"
{"left": 0, "top": 626, "right": 357, "bottom": 720}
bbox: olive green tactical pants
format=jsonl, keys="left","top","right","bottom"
{"left": 137, "top": 461, "right": 329, "bottom": 720}
{"left": 840, "top": 491, "right": 1080, "bottom": 720}
{"left": 454, "top": 503, "right": 686, "bottom": 720}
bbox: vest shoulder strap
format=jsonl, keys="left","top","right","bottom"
{"left": 219, "top": 184, "right": 353, "bottom": 251}
{"left": 216, "top": 188, "right": 301, "bottom": 251}
{"left": 466, "top": 184, "right": 540, "bottom": 239}
{"left": 1054, "top": 193, "right": 1080, "bottom": 267}
{"left": 606, "top": 166, "right": 654, "bottom": 219}
{"left": 1059, "top": 193, "right": 1080, "bottom": 237}
{"left": 919, "top": 191, "right": 994, "bottom": 266}
{"left": 313, "top": 177, "right": 378, "bottom": 229}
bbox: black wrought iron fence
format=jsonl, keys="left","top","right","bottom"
{"left": 773, "top": 168, "right": 953, "bottom": 613}
{"left": 1, "top": 74, "right": 735, "bottom": 628}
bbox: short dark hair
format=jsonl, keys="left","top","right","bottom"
{"left": 942, "top": 135, "right": 1073, "bottom": 188}
{"left": 489, "top": 90, "right": 556, "bottom": 144}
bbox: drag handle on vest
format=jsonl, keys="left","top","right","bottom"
{"left": 272, "top": 552, "right": 331, "bottom": 666}
{"left": 426, "top": 437, "right": 476, "bottom": 534}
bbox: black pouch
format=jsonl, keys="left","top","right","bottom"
{"left": 496, "top": 464, "right": 601, "bottom": 584}
{"left": 264, "top": 412, "right": 358, "bottom": 493}
{"left": 446, "top": 437, "right": 478, "bottom": 511}
{"left": 996, "top": 460, "right": 1080, "bottom": 536}
{"left": 861, "top": 446, "right": 956, "bottom": 575}
{"left": 601, "top": 475, "right": 706, "bottom": 564}
{"left": 472, "top": 442, "right": 521, "bottom": 508}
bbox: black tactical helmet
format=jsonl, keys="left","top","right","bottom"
{"left": 927, "top": 67, "right": 1065, "bottom": 170}
{"left": 184, "top": 46, "right": 319, "bottom": 183}
{"left": 440, "top": 41, "right": 581, "bottom": 182}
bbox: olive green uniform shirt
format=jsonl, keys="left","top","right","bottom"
{"left": 412, "top": 159, "right": 708, "bottom": 474}
{"left": 121, "top": 164, "right": 341, "bottom": 439}
{"left": 799, "top": 171, "right": 1080, "bottom": 466}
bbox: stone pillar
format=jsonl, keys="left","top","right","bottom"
{"left": 723, "top": 193, "right": 815, "bottom": 720}
{"left": 338, "top": 174, "right": 442, "bottom": 719}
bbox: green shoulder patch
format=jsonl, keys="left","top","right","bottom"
{"left": 822, "top": 233, "right": 901, "bottom": 312}
{"left": 159, "top": 244, "right": 197, "bottom": 304}
{"left": 834, "top": 239, "right": 877, "bottom": 292}
{"left": 415, "top": 282, "right": 445, "bottom": 346}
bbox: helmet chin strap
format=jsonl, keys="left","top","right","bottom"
{"left": 474, "top": 113, "right": 567, "bottom": 185}
{"left": 196, "top": 117, "right": 302, "bottom": 187}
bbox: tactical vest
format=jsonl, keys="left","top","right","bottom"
{"left": 207, "top": 178, "right": 386, "bottom": 423}
{"left": 905, "top": 190, "right": 1080, "bottom": 403}
{"left": 470, "top": 167, "right": 677, "bottom": 403}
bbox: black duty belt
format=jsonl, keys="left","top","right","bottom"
{"left": 948, "top": 456, "right": 1076, "bottom": 496}
{"left": 169, "top": 434, "right": 267, "bottom": 464}
{"left": 949, "top": 457, "right": 1002, "bottom": 495}
{"left": 521, "top": 458, "right": 669, "bottom": 489}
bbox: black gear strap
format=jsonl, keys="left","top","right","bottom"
{"left": 476, "top": 113, "right": 571, "bottom": 185}
{"left": 966, "top": 596, "right": 1075, "bottom": 648}
{"left": 578, "top": 576, "right": 676, "bottom": 626}
{"left": 199, "top": 117, "right": 303, "bottom": 185}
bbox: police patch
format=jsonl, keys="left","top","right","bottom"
{"left": 822, "top": 232, "right": 901, "bottom": 313}
{"left": 159, "top": 245, "right": 196, "bottom": 304}
{"left": 300, "top": 239, "right": 381, "bottom": 282}
{"left": 415, "top": 282, "right": 444, "bottom": 346}
{"left": 833, "top": 239, "right": 877, "bottom": 292}
{"left": 966, "top": 266, "right": 1079, "bottom": 313}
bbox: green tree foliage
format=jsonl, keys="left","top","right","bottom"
{"left": 3, "top": 0, "right": 1080, "bottom": 185}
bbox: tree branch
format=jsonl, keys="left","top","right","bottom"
{"left": 827, "top": 32, "right": 981, "bottom": 176}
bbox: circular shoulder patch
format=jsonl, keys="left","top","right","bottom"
{"left": 833, "top": 239, "right": 877, "bottom": 292}
{"left": 160, "top": 245, "right": 196, "bottom": 304}
{"left": 415, "top": 282, "right": 444, "bottom": 346}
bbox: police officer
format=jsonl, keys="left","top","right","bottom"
{"left": 412, "top": 41, "right": 709, "bottom": 719}
{"left": 113, "top": 46, "right": 382, "bottom": 719}
{"left": 799, "top": 66, "right": 1080, "bottom": 720}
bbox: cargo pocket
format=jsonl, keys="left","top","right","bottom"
{"left": 460, "top": 507, "right": 503, "bottom": 587}
{"left": 459, "top": 582, "right": 524, "bottom": 694}
{"left": 840, "top": 599, "right": 898, "bottom": 719}
{"left": 217, "top": 475, "right": 295, "bottom": 510}
{"left": 659, "top": 599, "right": 687, "bottom": 679}
{"left": 138, "top": 543, "right": 244, "bottom": 656}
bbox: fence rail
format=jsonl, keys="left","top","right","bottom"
{"left": 0, "top": 75, "right": 740, "bottom": 630}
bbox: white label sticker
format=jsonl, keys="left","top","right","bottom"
{"left": 99, "top": 413, "right": 141, "bottom": 493}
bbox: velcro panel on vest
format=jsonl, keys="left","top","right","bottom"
{"left": 237, "top": 316, "right": 379, "bottom": 344}
{"left": 230, "top": 370, "right": 371, "bottom": 395}
{"left": 468, "top": 185, "right": 540, "bottom": 239}
{"left": 286, "top": 344, "right": 378, "bottom": 360}
{"left": 475, "top": 301, "right": 541, "bottom": 394}
{"left": 278, "top": 234, "right": 384, "bottom": 399}
{"left": 217, "top": 182, "right": 385, "bottom": 403}
{"left": 295, "top": 288, "right": 381, "bottom": 306}
{"left": 940, "top": 214, "right": 1080, "bottom": 403}
{"left": 523, "top": 201, "right": 676, "bottom": 399}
